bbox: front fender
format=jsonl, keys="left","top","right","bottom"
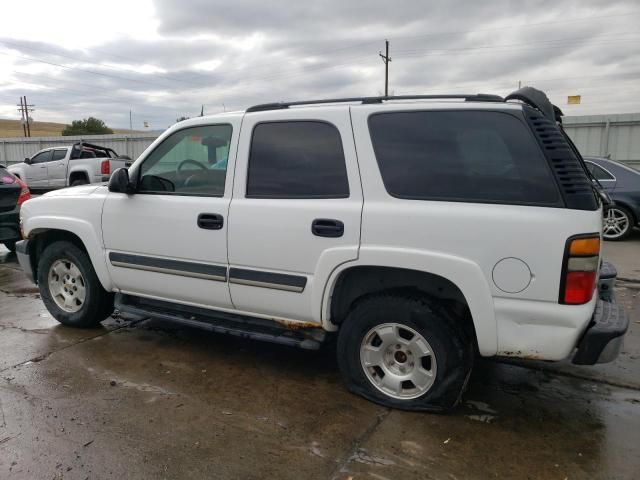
{"left": 23, "top": 215, "right": 113, "bottom": 291}
{"left": 7, "top": 165, "right": 26, "bottom": 180}
{"left": 320, "top": 246, "right": 497, "bottom": 356}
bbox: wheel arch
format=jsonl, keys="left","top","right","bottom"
{"left": 27, "top": 223, "right": 112, "bottom": 291}
{"left": 321, "top": 248, "right": 497, "bottom": 356}
{"left": 68, "top": 169, "right": 90, "bottom": 184}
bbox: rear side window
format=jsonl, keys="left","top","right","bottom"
{"left": 247, "top": 121, "right": 349, "bottom": 198}
{"left": 368, "top": 111, "right": 561, "bottom": 205}
{"left": 52, "top": 150, "right": 66, "bottom": 161}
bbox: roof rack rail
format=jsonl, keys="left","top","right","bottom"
{"left": 246, "top": 94, "right": 504, "bottom": 113}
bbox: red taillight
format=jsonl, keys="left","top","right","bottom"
{"left": 560, "top": 235, "right": 600, "bottom": 305}
{"left": 15, "top": 177, "right": 30, "bottom": 206}
{"left": 101, "top": 160, "right": 110, "bottom": 175}
{"left": 564, "top": 271, "right": 597, "bottom": 304}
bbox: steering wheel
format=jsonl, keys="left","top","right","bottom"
{"left": 177, "top": 159, "right": 206, "bottom": 172}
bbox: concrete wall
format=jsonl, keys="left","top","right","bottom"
{"left": 564, "top": 113, "right": 640, "bottom": 168}
{"left": 0, "top": 133, "right": 159, "bottom": 166}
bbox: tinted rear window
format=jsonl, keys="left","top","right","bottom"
{"left": 368, "top": 111, "right": 561, "bottom": 205}
{"left": 247, "top": 121, "right": 349, "bottom": 198}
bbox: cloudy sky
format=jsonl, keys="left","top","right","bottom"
{"left": 0, "top": 0, "right": 638, "bottom": 130}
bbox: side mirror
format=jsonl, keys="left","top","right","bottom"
{"left": 108, "top": 168, "right": 134, "bottom": 194}
{"left": 24, "top": 157, "right": 31, "bottom": 164}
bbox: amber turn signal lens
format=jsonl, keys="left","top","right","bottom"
{"left": 569, "top": 237, "right": 600, "bottom": 256}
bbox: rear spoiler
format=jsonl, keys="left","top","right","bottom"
{"left": 507, "top": 87, "right": 611, "bottom": 206}
{"left": 505, "top": 86, "right": 564, "bottom": 124}
{"left": 70, "top": 141, "right": 119, "bottom": 159}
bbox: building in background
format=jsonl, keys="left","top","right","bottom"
{"left": 564, "top": 113, "right": 640, "bottom": 169}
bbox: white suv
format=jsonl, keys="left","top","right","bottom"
{"left": 14, "top": 87, "right": 628, "bottom": 411}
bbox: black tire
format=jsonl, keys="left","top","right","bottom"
{"left": 336, "top": 294, "right": 473, "bottom": 411}
{"left": 3, "top": 241, "right": 16, "bottom": 253}
{"left": 71, "top": 178, "right": 89, "bottom": 186}
{"left": 603, "top": 205, "right": 635, "bottom": 241}
{"left": 37, "top": 240, "right": 113, "bottom": 328}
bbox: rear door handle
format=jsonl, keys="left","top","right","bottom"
{"left": 197, "top": 213, "right": 224, "bottom": 230}
{"left": 312, "top": 218, "right": 344, "bottom": 238}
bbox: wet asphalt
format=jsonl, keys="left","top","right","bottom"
{"left": 0, "top": 232, "right": 639, "bottom": 479}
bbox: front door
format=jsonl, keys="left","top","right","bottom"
{"left": 24, "top": 150, "right": 52, "bottom": 187}
{"left": 227, "top": 107, "right": 363, "bottom": 323}
{"left": 102, "top": 120, "right": 239, "bottom": 309}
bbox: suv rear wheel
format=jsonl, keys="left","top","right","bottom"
{"left": 336, "top": 294, "right": 473, "bottom": 411}
{"left": 37, "top": 240, "right": 114, "bottom": 328}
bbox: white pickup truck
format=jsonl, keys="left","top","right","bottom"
{"left": 8, "top": 142, "right": 131, "bottom": 190}
{"left": 14, "top": 87, "right": 629, "bottom": 411}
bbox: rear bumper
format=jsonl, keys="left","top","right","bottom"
{"left": 572, "top": 261, "right": 629, "bottom": 365}
{"left": 15, "top": 239, "right": 35, "bottom": 284}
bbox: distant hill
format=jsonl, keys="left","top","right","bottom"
{"left": 0, "top": 119, "right": 140, "bottom": 137}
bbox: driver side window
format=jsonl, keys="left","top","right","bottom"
{"left": 138, "top": 124, "right": 232, "bottom": 196}
{"left": 31, "top": 151, "right": 52, "bottom": 164}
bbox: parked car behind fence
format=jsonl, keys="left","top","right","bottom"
{"left": 8, "top": 142, "right": 131, "bottom": 191}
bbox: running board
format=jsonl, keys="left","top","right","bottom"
{"left": 115, "top": 294, "right": 326, "bottom": 350}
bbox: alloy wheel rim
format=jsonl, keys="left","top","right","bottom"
{"left": 360, "top": 323, "right": 437, "bottom": 400}
{"left": 48, "top": 259, "right": 86, "bottom": 313}
{"left": 603, "top": 208, "right": 630, "bottom": 239}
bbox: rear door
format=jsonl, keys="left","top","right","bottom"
{"left": 227, "top": 107, "right": 362, "bottom": 323}
{"left": 47, "top": 148, "right": 69, "bottom": 188}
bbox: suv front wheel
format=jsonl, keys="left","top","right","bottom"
{"left": 37, "top": 240, "right": 114, "bottom": 328}
{"left": 337, "top": 294, "right": 473, "bottom": 411}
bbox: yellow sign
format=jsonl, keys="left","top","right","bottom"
{"left": 567, "top": 95, "right": 581, "bottom": 105}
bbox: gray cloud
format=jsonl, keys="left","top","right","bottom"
{"left": 1, "top": 0, "right": 639, "bottom": 129}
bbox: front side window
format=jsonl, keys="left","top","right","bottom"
{"left": 52, "top": 150, "right": 67, "bottom": 161}
{"left": 31, "top": 151, "right": 52, "bottom": 164}
{"left": 368, "top": 111, "right": 561, "bottom": 205}
{"left": 139, "top": 124, "right": 232, "bottom": 196}
{"left": 247, "top": 121, "right": 349, "bottom": 198}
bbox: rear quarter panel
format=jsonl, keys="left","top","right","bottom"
{"left": 349, "top": 103, "right": 603, "bottom": 358}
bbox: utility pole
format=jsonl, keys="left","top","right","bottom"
{"left": 518, "top": 80, "right": 522, "bottom": 89}
{"left": 17, "top": 96, "right": 35, "bottom": 137}
{"left": 18, "top": 97, "right": 26, "bottom": 137}
{"left": 129, "top": 110, "right": 133, "bottom": 131}
{"left": 379, "top": 39, "right": 391, "bottom": 97}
